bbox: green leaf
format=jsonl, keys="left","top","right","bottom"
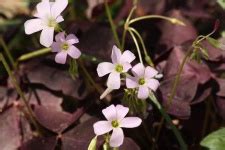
{"left": 217, "top": 0, "right": 225, "bottom": 9}
{"left": 206, "top": 37, "right": 220, "bottom": 48}
{"left": 200, "top": 128, "right": 225, "bottom": 150}
{"left": 88, "top": 136, "right": 97, "bottom": 150}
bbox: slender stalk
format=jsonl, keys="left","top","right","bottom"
{"left": 18, "top": 48, "right": 51, "bottom": 62}
{"left": 121, "top": 6, "right": 137, "bottom": 50}
{"left": 129, "top": 15, "right": 185, "bottom": 26}
{"left": 0, "top": 36, "right": 16, "bottom": 69}
{"left": 0, "top": 53, "right": 42, "bottom": 135}
{"left": 167, "top": 48, "right": 192, "bottom": 105}
{"left": 128, "top": 27, "right": 154, "bottom": 67}
{"left": 149, "top": 94, "right": 187, "bottom": 150}
{"left": 104, "top": 1, "right": 121, "bottom": 49}
{"left": 128, "top": 28, "right": 143, "bottom": 64}
{"left": 78, "top": 59, "right": 102, "bottom": 94}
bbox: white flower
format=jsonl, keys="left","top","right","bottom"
{"left": 97, "top": 45, "right": 135, "bottom": 90}
{"left": 126, "top": 63, "right": 160, "bottom": 99}
{"left": 93, "top": 104, "right": 142, "bottom": 147}
{"left": 24, "top": 0, "right": 68, "bottom": 47}
{"left": 51, "top": 32, "right": 81, "bottom": 64}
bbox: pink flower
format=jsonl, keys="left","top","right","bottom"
{"left": 51, "top": 32, "right": 81, "bottom": 64}
{"left": 97, "top": 45, "right": 135, "bottom": 90}
{"left": 126, "top": 63, "right": 160, "bottom": 99}
{"left": 93, "top": 104, "right": 142, "bottom": 147}
{"left": 24, "top": 0, "right": 68, "bottom": 47}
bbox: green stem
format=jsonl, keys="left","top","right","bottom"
{"left": 128, "top": 28, "right": 143, "bottom": 64}
{"left": 78, "top": 59, "right": 102, "bottom": 94}
{"left": 18, "top": 48, "right": 51, "bottom": 62}
{"left": 0, "top": 53, "right": 42, "bottom": 135}
{"left": 149, "top": 94, "right": 187, "bottom": 150}
{"left": 129, "top": 15, "right": 185, "bottom": 26}
{"left": 128, "top": 27, "right": 154, "bottom": 67}
{"left": 104, "top": 1, "right": 121, "bottom": 49}
{"left": 0, "top": 36, "right": 16, "bottom": 69}
{"left": 167, "top": 48, "right": 192, "bottom": 105}
{"left": 121, "top": 6, "right": 136, "bottom": 50}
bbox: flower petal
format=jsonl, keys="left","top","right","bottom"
{"left": 115, "top": 105, "right": 129, "bottom": 121}
{"left": 97, "top": 62, "right": 114, "bottom": 77}
{"left": 66, "top": 34, "right": 79, "bottom": 44}
{"left": 36, "top": 1, "right": 51, "bottom": 18}
{"left": 67, "top": 45, "right": 81, "bottom": 59}
{"left": 122, "top": 62, "right": 132, "bottom": 72}
{"left": 126, "top": 77, "right": 138, "bottom": 88}
{"left": 120, "top": 117, "right": 142, "bottom": 128}
{"left": 120, "top": 50, "right": 135, "bottom": 63}
{"left": 56, "top": 15, "right": 64, "bottom": 23}
{"left": 51, "top": 42, "right": 61, "bottom": 52}
{"left": 132, "top": 63, "right": 145, "bottom": 77}
{"left": 102, "top": 105, "right": 117, "bottom": 121}
{"left": 111, "top": 45, "right": 122, "bottom": 64}
{"left": 107, "top": 72, "right": 121, "bottom": 89}
{"left": 110, "top": 128, "right": 124, "bottom": 147}
{"left": 40, "top": 27, "right": 54, "bottom": 47}
{"left": 51, "top": 0, "right": 68, "bottom": 18}
{"left": 93, "top": 121, "right": 112, "bottom": 135}
{"left": 24, "top": 19, "right": 43, "bottom": 34}
{"left": 147, "top": 79, "right": 160, "bottom": 92}
{"left": 137, "top": 86, "right": 149, "bottom": 99}
{"left": 55, "top": 51, "right": 67, "bottom": 64}
{"left": 55, "top": 32, "right": 65, "bottom": 42}
{"left": 144, "top": 66, "right": 158, "bottom": 79}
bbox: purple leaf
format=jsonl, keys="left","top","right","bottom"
{"left": 61, "top": 118, "right": 103, "bottom": 150}
{"left": 21, "top": 59, "right": 87, "bottom": 100}
{"left": 159, "top": 10, "right": 197, "bottom": 48}
{"left": 120, "top": 138, "right": 140, "bottom": 150}
{"left": 216, "top": 97, "right": 225, "bottom": 120}
{"left": 160, "top": 74, "right": 198, "bottom": 118}
{"left": 20, "top": 136, "right": 57, "bottom": 150}
{"left": 0, "top": 107, "right": 21, "bottom": 150}
{"left": 34, "top": 106, "right": 74, "bottom": 133}
{"left": 28, "top": 89, "right": 63, "bottom": 111}
{"left": 216, "top": 78, "right": 225, "bottom": 97}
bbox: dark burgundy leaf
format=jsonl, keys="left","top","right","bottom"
{"left": 201, "top": 40, "right": 225, "bottom": 62}
{"left": 191, "top": 84, "right": 211, "bottom": 105}
{"left": 120, "top": 138, "right": 140, "bottom": 150}
{"left": 160, "top": 74, "right": 198, "bottom": 118}
{"left": 34, "top": 106, "right": 74, "bottom": 133}
{"left": 78, "top": 24, "right": 115, "bottom": 61}
{"left": 61, "top": 118, "right": 102, "bottom": 150}
{"left": 159, "top": 10, "right": 197, "bottom": 48}
{"left": 216, "top": 78, "right": 225, "bottom": 97}
{"left": 216, "top": 97, "right": 225, "bottom": 120}
{"left": 136, "top": 0, "right": 166, "bottom": 16}
{"left": 20, "top": 136, "right": 57, "bottom": 150}
{"left": 0, "top": 107, "right": 21, "bottom": 150}
{"left": 21, "top": 60, "right": 87, "bottom": 100}
{"left": 28, "top": 89, "right": 63, "bottom": 111}
{"left": 164, "top": 46, "right": 211, "bottom": 84}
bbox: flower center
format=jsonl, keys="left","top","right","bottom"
{"left": 111, "top": 120, "right": 119, "bottom": 128}
{"left": 48, "top": 18, "right": 57, "bottom": 27}
{"left": 61, "top": 43, "right": 69, "bottom": 51}
{"left": 138, "top": 78, "right": 145, "bottom": 85}
{"left": 115, "top": 64, "right": 123, "bottom": 73}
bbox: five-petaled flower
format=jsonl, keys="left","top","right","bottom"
{"left": 51, "top": 32, "right": 81, "bottom": 64}
{"left": 126, "top": 63, "right": 160, "bottom": 99}
{"left": 97, "top": 45, "right": 135, "bottom": 90}
{"left": 24, "top": 0, "right": 68, "bottom": 47}
{"left": 93, "top": 104, "right": 142, "bottom": 147}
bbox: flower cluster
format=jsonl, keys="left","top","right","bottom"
{"left": 24, "top": 0, "right": 81, "bottom": 64}
{"left": 97, "top": 45, "right": 161, "bottom": 100}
